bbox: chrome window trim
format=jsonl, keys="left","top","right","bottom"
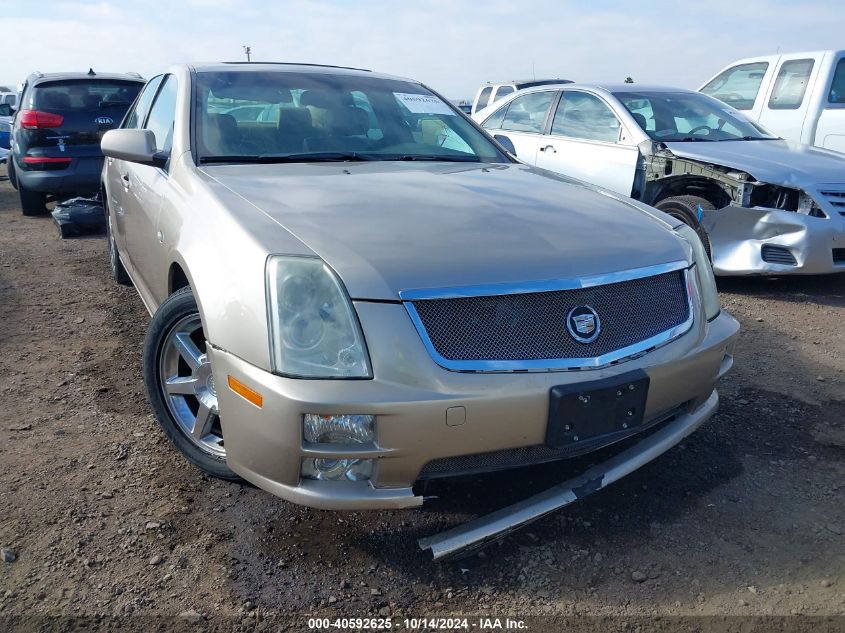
{"left": 400, "top": 261, "right": 695, "bottom": 373}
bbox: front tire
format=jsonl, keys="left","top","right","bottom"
{"left": 19, "top": 183, "right": 48, "bottom": 216}
{"left": 655, "top": 195, "right": 713, "bottom": 261}
{"left": 143, "top": 287, "right": 239, "bottom": 481}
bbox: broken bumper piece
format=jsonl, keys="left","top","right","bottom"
{"left": 418, "top": 389, "right": 719, "bottom": 561}
{"left": 704, "top": 206, "right": 845, "bottom": 275}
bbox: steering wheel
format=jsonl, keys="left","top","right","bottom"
{"left": 719, "top": 92, "right": 746, "bottom": 102}
{"left": 687, "top": 125, "right": 712, "bottom": 135}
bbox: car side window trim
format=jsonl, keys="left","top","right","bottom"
{"left": 540, "top": 90, "right": 563, "bottom": 135}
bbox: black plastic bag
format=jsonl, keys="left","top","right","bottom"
{"left": 51, "top": 195, "right": 106, "bottom": 238}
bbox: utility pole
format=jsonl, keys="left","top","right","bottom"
{"left": 243, "top": 45, "right": 252, "bottom": 62}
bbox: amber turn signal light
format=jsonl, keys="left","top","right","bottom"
{"left": 227, "top": 375, "right": 263, "bottom": 408}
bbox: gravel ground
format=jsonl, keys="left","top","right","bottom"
{"left": 0, "top": 164, "right": 843, "bottom": 632}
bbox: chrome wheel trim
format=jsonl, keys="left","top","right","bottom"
{"left": 159, "top": 314, "right": 225, "bottom": 457}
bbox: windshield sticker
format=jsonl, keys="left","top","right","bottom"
{"left": 394, "top": 92, "right": 455, "bottom": 116}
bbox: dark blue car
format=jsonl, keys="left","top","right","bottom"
{"left": 8, "top": 71, "right": 143, "bottom": 215}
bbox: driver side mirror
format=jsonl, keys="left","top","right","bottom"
{"left": 101, "top": 129, "right": 167, "bottom": 168}
{"left": 0, "top": 104, "right": 12, "bottom": 117}
{"left": 493, "top": 134, "right": 517, "bottom": 157}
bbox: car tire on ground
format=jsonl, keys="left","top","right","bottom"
{"left": 19, "top": 183, "right": 48, "bottom": 216}
{"left": 655, "top": 195, "right": 713, "bottom": 261}
{"left": 143, "top": 287, "right": 240, "bottom": 482}
{"left": 105, "top": 203, "right": 132, "bottom": 286}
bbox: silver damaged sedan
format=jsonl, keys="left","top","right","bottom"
{"left": 101, "top": 63, "right": 739, "bottom": 558}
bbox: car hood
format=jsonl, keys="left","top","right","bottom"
{"left": 203, "top": 162, "right": 688, "bottom": 300}
{"left": 663, "top": 140, "right": 845, "bottom": 187}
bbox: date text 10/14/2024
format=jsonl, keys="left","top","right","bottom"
{"left": 306, "top": 617, "right": 529, "bottom": 630}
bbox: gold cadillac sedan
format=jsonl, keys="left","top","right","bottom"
{"left": 101, "top": 63, "right": 738, "bottom": 558}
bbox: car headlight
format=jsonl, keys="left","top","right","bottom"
{"left": 266, "top": 256, "right": 372, "bottom": 378}
{"left": 675, "top": 224, "right": 720, "bottom": 321}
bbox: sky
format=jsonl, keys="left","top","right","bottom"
{"left": 1, "top": 0, "right": 843, "bottom": 99}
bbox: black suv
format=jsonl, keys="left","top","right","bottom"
{"left": 8, "top": 70, "right": 144, "bottom": 215}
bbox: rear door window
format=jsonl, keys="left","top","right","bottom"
{"left": 701, "top": 62, "right": 769, "bottom": 110}
{"left": 768, "top": 59, "right": 814, "bottom": 109}
{"left": 500, "top": 91, "right": 555, "bottom": 133}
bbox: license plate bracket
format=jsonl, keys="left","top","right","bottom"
{"left": 546, "top": 370, "right": 650, "bottom": 448}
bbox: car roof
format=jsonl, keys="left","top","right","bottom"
{"left": 28, "top": 71, "right": 145, "bottom": 84}
{"left": 185, "top": 62, "right": 416, "bottom": 84}
{"left": 725, "top": 49, "right": 845, "bottom": 65}
{"left": 513, "top": 82, "right": 698, "bottom": 95}
{"left": 588, "top": 84, "right": 696, "bottom": 94}
{"left": 483, "top": 78, "right": 572, "bottom": 87}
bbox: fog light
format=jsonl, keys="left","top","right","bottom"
{"left": 303, "top": 414, "right": 375, "bottom": 444}
{"left": 301, "top": 457, "right": 374, "bottom": 481}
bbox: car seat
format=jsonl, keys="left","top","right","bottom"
{"left": 303, "top": 106, "right": 370, "bottom": 152}
{"left": 276, "top": 107, "right": 315, "bottom": 153}
{"left": 200, "top": 113, "right": 240, "bottom": 156}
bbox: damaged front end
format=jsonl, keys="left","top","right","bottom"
{"left": 637, "top": 142, "right": 845, "bottom": 275}
{"left": 420, "top": 391, "right": 720, "bottom": 560}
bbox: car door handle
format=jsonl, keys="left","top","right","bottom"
{"left": 540, "top": 145, "right": 556, "bottom": 153}
{"left": 120, "top": 174, "right": 130, "bottom": 188}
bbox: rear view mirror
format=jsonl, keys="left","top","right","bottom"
{"left": 493, "top": 134, "right": 517, "bottom": 157}
{"left": 0, "top": 104, "right": 11, "bottom": 117}
{"left": 101, "top": 129, "right": 166, "bottom": 167}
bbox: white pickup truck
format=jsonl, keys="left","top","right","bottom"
{"left": 700, "top": 49, "right": 845, "bottom": 152}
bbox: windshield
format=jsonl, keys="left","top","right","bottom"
{"left": 194, "top": 70, "right": 507, "bottom": 163}
{"left": 614, "top": 91, "right": 778, "bottom": 142}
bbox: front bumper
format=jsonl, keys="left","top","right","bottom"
{"left": 210, "top": 301, "right": 739, "bottom": 510}
{"left": 420, "top": 388, "right": 719, "bottom": 560}
{"left": 704, "top": 205, "right": 845, "bottom": 275}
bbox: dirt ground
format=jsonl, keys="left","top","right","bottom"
{"left": 0, "top": 163, "right": 843, "bottom": 632}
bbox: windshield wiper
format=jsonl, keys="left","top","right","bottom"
{"left": 672, "top": 137, "right": 715, "bottom": 142}
{"left": 392, "top": 154, "right": 481, "bottom": 162}
{"left": 199, "top": 152, "right": 376, "bottom": 165}
{"left": 718, "top": 136, "right": 780, "bottom": 141}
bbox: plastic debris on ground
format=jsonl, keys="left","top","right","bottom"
{"left": 51, "top": 195, "right": 106, "bottom": 238}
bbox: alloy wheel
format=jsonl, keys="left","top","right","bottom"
{"left": 158, "top": 314, "right": 225, "bottom": 456}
